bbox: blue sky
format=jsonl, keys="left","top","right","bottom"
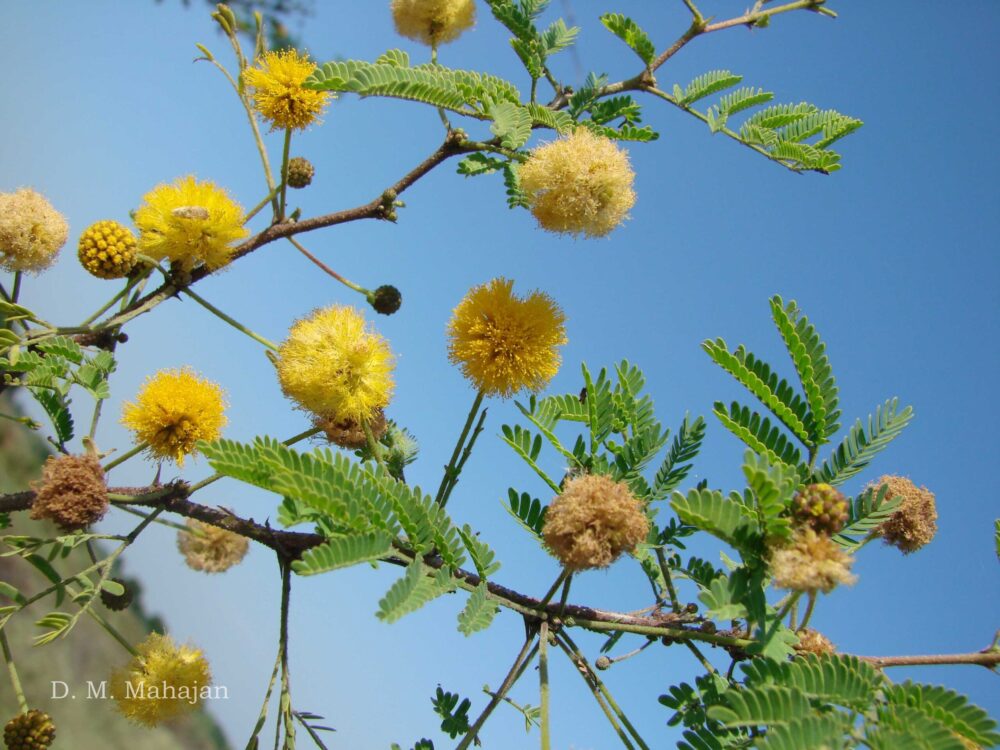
{"left": 2, "top": 1, "right": 998, "bottom": 747}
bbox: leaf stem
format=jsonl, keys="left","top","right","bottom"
{"left": 10, "top": 272, "right": 21, "bottom": 304}
{"left": 286, "top": 237, "right": 368, "bottom": 295}
{"left": 435, "top": 390, "right": 485, "bottom": 506}
{"left": 181, "top": 287, "right": 279, "bottom": 351}
{"left": 540, "top": 620, "right": 551, "bottom": 750}
{"left": 655, "top": 547, "right": 682, "bottom": 613}
{"left": 102, "top": 442, "right": 148, "bottom": 472}
{"left": 278, "top": 128, "right": 292, "bottom": 220}
{"left": 798, "top": 591, "right": 817, "bottom": 631}
{"left": 456, "top": 635, "right": 539, "bottom": 750}
{"left": 244, "top": 183, "right": 284, "bottom": 225}
{"left": 0, "top": 629, "right": 28, "bottom": 713}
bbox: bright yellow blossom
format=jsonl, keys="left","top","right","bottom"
{"left": 447, "top": 278, "right": 567, "bottom": 398}
{"left": 110, "top": 633, "right": 211, "bottom": 727}
{"left": 243, "top": 49, "right": 332, "bottom": 131}
{"left": 0, "top": 188, "right": 69, "bottom": 273}
{"left": 519, "top": 128, "right": 636, "bottom": 238}
{"left": 276, "top": 305, "right": 395, "bottom": 423}
{"left": 134, "top": 176, "right": 248, "bottom": 272}
{"left": 391, "top": 0, "right": 476, "bottom": 47}
{"left": 121, "top": 368, "right": 227, "bottom": 464}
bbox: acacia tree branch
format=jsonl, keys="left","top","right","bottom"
{"left": 858, "top": 652, "right": 1000, "bottom": 670}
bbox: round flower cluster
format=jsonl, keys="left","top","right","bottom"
{"left": 542, "top": 474, "right": 649, "bottom": 571}
{"left": 121, "top": 368, "right": 227, "bottom": 465}
{"left": 177, "top": 518, "right": 250, "bottom": 573}
{"left": 519, "top": 128, "right": 636, "bottom": 238}
{"left": 447, "top": 278, "right": 567, "bottom": 398}
{"left": 795, "top": 628, "right": 836, "bottom": 656}
{"left": 791, "top": 483, "right": 849, "bottom": 535}
{"left": 110, "top": 633, "right": 211, "bottom": 727}
{"left": 770, "top": 527, "right": 856, "bottom": 594}
{"left": 3, "top": 709, "right": 55, "bottom": 750}
{"left": 30, "top": 454, "right": 108, "bottom": 532}
{"left": 0, "top": 188, "right": 68, "bottom": 273}
{"left": 276, "top": 305, "right": 395, "bottom": 425}
{"left": 134, "top": 176, "right": 248, "bottom": 272}
{"left": 77, "top": 219, "right": 138, "bottom": 279}
{"left": 286, "top": 156, "right": 315, "bottom": 188}
{"left": 391, "top": 0, "right": 476, "bottom": 47}
{"left": 871, "top": 475, "right": 938, "bottom": 554}
{"left": 244, "top": 49, "right": 332, "bottom": 132}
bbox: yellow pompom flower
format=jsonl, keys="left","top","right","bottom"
{"left": 110, "top": 633, "right": 211, "bottom": 727}
{"left": 0, "top": 188, "right": 69, "bottom": 273}
{"left": 518, "top": 128, "right": 636, "bottom": 238}
{"left": 243, "top": 49, "right": 332, "bottom": 132}
{"left": 447, "top": 278, "right": 567, "bottom": 398}
{"left": 391, "top": 0, "right": 476, "bottom": 47}
{"left": 78, "top": 220, "right": 138, "bottom": 279}
{"left": 121, "top": 368, "right": 227, "bottom": 465}
{"left": 276, "top": 305, "right": 395, "bottom": 424}
{"left": 134, "top": 176, "right": 248, "bottom": 272}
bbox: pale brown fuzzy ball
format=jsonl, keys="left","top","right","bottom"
{"left": 871, "top": 475, "right": 938, "bottom": 554}
{"left": 795, "top": 628, "right": 836, "bottom": 656}
{"left": 177, "top": 519, "right": 249, "bottom": 573}
{"left": 542, "top": 474, "right": 649, "bottom": 571}
{"left": 0, "top": 188, "right": 69, "bottom": 273}
{"left": 30, "top": 454, "right": 108, "bottom": 531}
{"left": 770, "top": 528, "right": 856, "bottom": 594}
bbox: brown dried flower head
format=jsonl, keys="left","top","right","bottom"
{"left": 871, "top": 475, "right": 938, "bottom": 554}
{"left": 30, "top": 454, "right": 108, "bottom": 532}
{"left": 177, "top": 519, "right": 249, "bottom": 573}
{"left": 318, "top": 409, "right": 388, "bottom": 450}
{"left": 542, "top": 474, "right": 649, "bottom": 571}
{"left": 770, "top": 528, "right": 857, "bottom": 594}
{"left": 795, "top": 628, "right": 836, "bottom": 656}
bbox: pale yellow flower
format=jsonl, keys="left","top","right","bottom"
{"left": 391, "top": 0, "right": 476, "bottom": 47}
{"left": 0, "top": 188, "right": 68, "bottom": 273}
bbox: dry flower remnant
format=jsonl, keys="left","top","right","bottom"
{"left": 519, "top": 128, "right": 636, "bottom": 238}
{"left": 110, "top": 633, "right": 211, "bottom": 727}
{"left": 447, "top": 278, "right": 567, "bottom": 398}
{"left": 177, "top": 518, "right": 250, "bottom": 573}
{"left": 542, "top": 474, "right": 649, "bottom": 571}
{"left": 29, "top": 454, "right": 108, "bottom": 532}
{"left": 0, "top": 188, "right": 69, "bottom": 273}
{"left": 121, "top": 367, "right": 227, "bottom": 465}
{"left": 872, "top": 475, "right": 938, "bottom": 553}
{"left": 77, "top": 220, "right": 138, "bottom": 279}
{"left": 770, "top": 528, "right": 857, "bottom": 594}
{"left": 321, "top": 409, "right": 389, "bottom": 450}
{"left": 244, "top": 49, "right": 332, "bottom": 132}
{"left": 276, "top": 305, "right": 395, "bottom": 424}
{"left": 391, "top": 0, "right": 476, "bottom": 47}
{"left": 133, "top": 176, "right": 248, "bottom": 272}
{"left": 795, "top": 628, "right": 836, "bottom": 656}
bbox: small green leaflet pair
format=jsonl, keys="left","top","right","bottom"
{"left": 199, "top": 437, "right": 502, "bottom": 635}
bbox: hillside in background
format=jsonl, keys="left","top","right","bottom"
{"left": 0, "top": 392, "right": 232, "bottom": 749}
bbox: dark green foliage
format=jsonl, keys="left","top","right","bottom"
{"left": 431, "top": 686, "right": 473, "bottom": 738}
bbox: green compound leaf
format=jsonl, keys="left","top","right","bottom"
{"left": 291, "top": 532, "right": 393, "bottom": 576}
{"left": 872, "top": 704, "right": 969, "bottom": 750}
{"left": 457, "top": 153, "right": 506, "bottom": 177}
{"left": 884, "top": 682, "right": 1000, "bottom": 748}
{"left": 708, "top": 685, "right": 813, "bottom": 727}
{"left": 741, "top": 654, "right": 884, "bottom": 711}
{"left": 713, "top": 402, "right": 802, "bottom": 470}
{"left": 307, "top": 59, "right": 521, "bottom": 117}
{"left": 35, "top": 336, "right": 84, "bottom": 364}
{"left": 742, "top": 451, "right": 798, "bottom": 541}
{"left": 375, "top": 48, "right": 410, "bottom": 67}
{"left": 432, "top": 686, "right": 472, "bottom": 738}
{"left": 501, "top": 424, "right": 559, "bottom": 493}
{"left": 457, "top": 524, "right": 501, "bottom": 579}
{"left": 600, "top": 13, "right": 656, "bottom": 65}
{"left": 812, "top": 398, "right": 913, "bottom": 485}
{"left": 770, "top": 296, "right": 839, "bottom": 444}
{"left": 832, "top": 483, "right": 900, "bottom": 550}
{"left": 525, "top": 102, "right": 573, "bottom": 133}
{"left": 504, "top": 488, "right": 547, "bottom": 542}
{"left": 29, "top": 388, "right": 74, "bottom": 444}
{"left": 489, "top": 102, "right": 532, "bottom": 150}
{"left": 698, "top": 573, "right": 749, "bottom": 621}
{"left": 651, "top": 414, "right": 706, "bottom": 501}
{"left": 671, "top": 488, "right": 758, "bottom": 549}
{"left": 677, "top": 70, "right": 743, "bottom": 105}
{"left": 753, "top": 714, "right": 851, "bottom": 750}
{"left": 377, "top": 562, "right": 453, "bottom": 624}
{"left": 457, "top": 583, "right": 499, "bottom": 636}
{"left": 702, "top": 338, "right": 812, "bottom": 447}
